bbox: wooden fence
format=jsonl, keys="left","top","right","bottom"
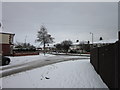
{"left": 90, "top": 41, "right": 120, "bottom": 89}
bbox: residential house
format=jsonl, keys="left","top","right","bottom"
{"left": 0, "top": 31, "right": 15, "bottom": 56}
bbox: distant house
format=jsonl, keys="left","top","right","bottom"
{"left": 92, "top": 39, "right": 118, "bottom": 48}
{"left": 69, "top": 41, "right": 90, "bottom": 53}
{"left": 0, "top": 31, "right": 15, "bottom": 56}
{"left": 69, "top": 39, "right": 118, "bottom": 53}
{"left": 69, "top": 42, "right": 80, "bottom": 50}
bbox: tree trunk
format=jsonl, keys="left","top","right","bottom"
{"left": 43, "top": 42, "right": 46, "bottom": 55}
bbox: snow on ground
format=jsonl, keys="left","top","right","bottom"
{"left": 2, "top": 59, "right": 108, "bottom": 88}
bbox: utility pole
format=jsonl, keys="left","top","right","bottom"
{"left": 25, "top": 35, "right": 27, "bottom": 44}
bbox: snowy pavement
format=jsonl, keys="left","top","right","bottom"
{"left": 1, "top": 59, "right": 108, "bottom": 88}
{"left": 0, "top": 54, "right": 89, "bottom": 77}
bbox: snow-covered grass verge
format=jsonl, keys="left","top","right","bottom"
{"left": 2, "top": 59, "right": 108, "bottom": 88}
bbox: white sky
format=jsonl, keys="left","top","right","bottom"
{"left": 1, "top": 2, "right": 119, "bottom": 47}
{"left": 1, "top": 0, "right": 120, "bottom": 2}
{"left": 0, "top": 1, "right": 1, "bottom": 20}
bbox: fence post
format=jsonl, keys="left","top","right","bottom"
{"left": 115, "top": 42, "right": 119, "bottom": 88}
{"left": 119, "top": 31, "right": 120, "bottom": 41}
{"left": 116, "top": 41, "right": 120, "bottom": 89}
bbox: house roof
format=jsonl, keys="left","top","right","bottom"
{"left": 72, "top": 42, "right": 80, "bottom": 45}
{"left": 92, "top": 39, "right": 118, "bottom": 44}
{"left": 72, "top": 39, "right": 118, "bottom": 45}
{"left": 72, "top": 41, "right": 89, "bottom": 45}
{"left": 0, "top": 30, "right": 15, "bottom": 35}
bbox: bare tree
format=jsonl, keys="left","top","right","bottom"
{"left": 36, "top": 25, "right": 54, "bottom": 55}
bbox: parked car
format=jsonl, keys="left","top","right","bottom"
{"left": 0, "top": 55, "right": 11, "bottom": 66}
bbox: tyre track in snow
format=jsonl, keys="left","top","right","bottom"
{"left": 0, "top": 56, "right": 64, "bottom": 70}
{"left": 0, "top": 56, "right": 89, "bottom": 78}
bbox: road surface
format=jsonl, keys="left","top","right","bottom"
{"left": 0, "top": 55, "right": 89, "bottom": 78}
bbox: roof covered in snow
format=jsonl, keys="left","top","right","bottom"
{"left": 72, "top": 42, "right": 80, "bottom": 45}
{"left": 0, "top": 30, "right": 15, "bottom": 35}
{"left": 93, "top": 39, "right": 118, "bottom": 44}
{"left": 72, "top": 39, "right": 118, "bottom": 45}
{"left": 72, "top": 41, "right": 89, "bottom": 45}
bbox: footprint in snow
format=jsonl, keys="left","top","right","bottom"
{"left": 45, "top": 77, "right": 50, "bottom": 79}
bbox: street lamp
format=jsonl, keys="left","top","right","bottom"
{"left": 90, "top": 32, "right": 93, "bottom": 44}
{"left": 25, "top": 35, "right": 27, "bottom": 44}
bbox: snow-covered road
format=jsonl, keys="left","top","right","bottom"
{"left": 0, "top": 54, "right": 89, "bottom": 77}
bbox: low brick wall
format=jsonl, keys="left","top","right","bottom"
{"left": 13, "top": 52, "right": 39, "bottom": 56}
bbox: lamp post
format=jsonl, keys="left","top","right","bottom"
{"left": 25, "top": 35, "right": 27, "bottom": 44}
{"left": 90, "top": 32, "right": 93, "bottom": 44}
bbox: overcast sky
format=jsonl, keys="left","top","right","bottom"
{"left": 2, "top": 2, "right": 118, "bottom": 46}
{"left": 0, "top": 1, "right": 1, "bottom": 22}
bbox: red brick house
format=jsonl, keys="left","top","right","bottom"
{"left": 0, "top": 31, "right": 15, "bottom": 56}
